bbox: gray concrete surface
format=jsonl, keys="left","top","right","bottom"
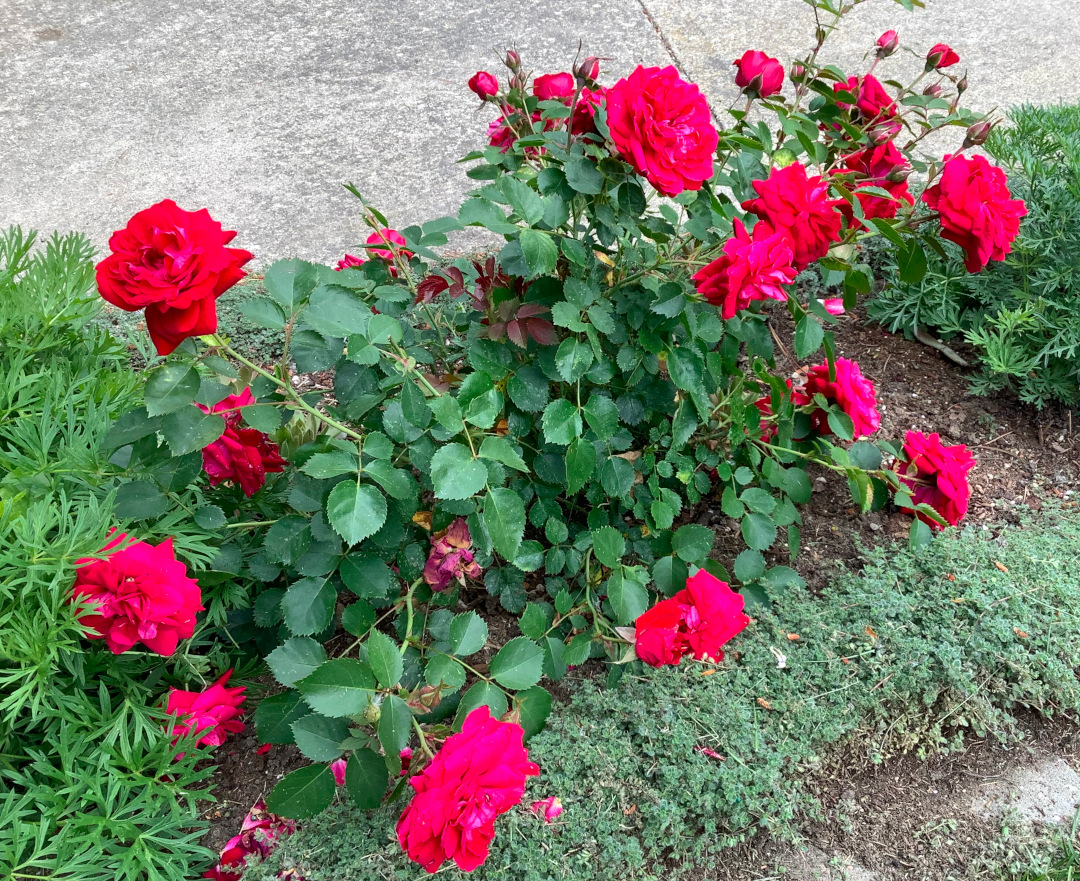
{"left": 3, "top": 0, "right": 1079, "bottom": 264}
{"left": 971, "top": 755, "right": 1080, "bottom": 824}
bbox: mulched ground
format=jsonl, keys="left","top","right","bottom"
{"left": 198, "top": 308, "right": 1080, "bottom": 864}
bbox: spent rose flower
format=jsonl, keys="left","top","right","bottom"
{"left": 533, "top": 72, "right": 575, "bottom": 100}
{"left": 693, "top": 218, "right": 796, "bottom": 318}
{"left": 732, "top": 50, "right": 785, "bottom": 98}
{"left": 423, "top": 518, "right": 483, "bottom": 591}
{"left": 198, "top": 389, "right": 287, "bottom": 496}
{"left": 800, "top": 358, "right": 881, "bottom": 439}
{"left": 838, "top": 140, "right": 914, "bottom": 227}
{"left": 876, "top": 30, "right": 899, "bottom": 57}
{"left": 468, "top": 71, "right": 499, "bottom": 100}
{"left": 166, "top": 670, "right": 245, "bottom": 753}
{"left": 72, "top": 532, "right": 203, "bottom": 656}
{"left": 921, "top": 153, "right": 1027, "bottom": 273}
{"left": 926, "top": 43, "right": 960, "bottom": 69}
{"left": 898, "top": 430, "right": 976, "bottom": 528}
{"left": 742, "top": 162, "right": 845, "bottom": 270}
{"left": 96, "top": 199, "right": 252, "bottom": 355}
{"left": 203, "top": 800, "right": 296, "bottom": 881}
{"left": 528, "top": 797, "right": 564, "bottom": 823}
{"left": 634, "top": 570, "right": 749, "bottom": 668}
{"left": 606, "top": 65, "right": 718, "bottom": 196}
{"left": 397, "top": 706, "right": 540, "bottom": 873}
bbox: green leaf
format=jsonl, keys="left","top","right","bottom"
{"left": 267, "top": 637, "right": 328, "bottom": 687}
{"left": 607, "top": 568, "right": 649, "bottom": 624}
{"left": 254, "top": 690, "right": 308, "bottom": 745}
{"left": 144, "top": 364, "right": 199, "bottom": 416}
{"left": 267, "top": 765, "right": 335, "bottom": 819}
{"left": 591, "top": 526, "right": 625, "bottom": 568}
{"left": 243, "top": 404, "right": 282, "bottom": 434}
{"left": 366, "top": 631, "right": 403, "bottom": 689}
{"left": 265, "top": 515, "right": 312, "bottom": 565}
{"left": 565, "top": 439, "right": 595, "bottom": 494}
{"left": 898, "top": 238, "right": 928, "bottom": 284}
{"left": 827, "top": 410, "right": 855, "bottom": 442}
{"left": 345, "top": 749, "right": 389, "bottom": 810}
{"left": 459, "top": 197, "right": 518, "bottom": 235}
{"left": 448, "top": 611, "right": 488, "bottom": 656}
{"left": 516, "top": 686, "right": 552, "bottom": 740}
{"left": 378, "top": 695, "right": 412, "bottom": 757}
{"left": 518, "top": 229, "right": 560, "bottom": 278}
{"left": 741, "top": 513, "right": 778, "bottom": 551}
{"left": 740, "top": 487, "right": 777, "bottom": 515}
{"left": 795, "top": 316, "right": 825, "bottom": 358}
{"left": 583, "top": 395, "right": 619, "bottom": 441}
{"left": 672, "top": 524, "right": 714, "bottom": 563}
{"left": 292, "top": 714, "right": 348, "bottom": 762}
{"left": 302, "top": 285, "right": 373, "bottom": 337}
{"left": 161, "top": 407, "right": 225, "bottom": 456}
{"left": 909, "top": 517, "right": 933, "bottom": 549}
{"left": 849, "top": 441, "right": 883, "bottom": 470}
{"left": 541, "top": 399, "right": 581, "bottom": 446}
{"left": 428, "top": 395, "right": 464, "bottom": 433}
{"left": 193, "top": 505, "right": 227, "bottom": 529}
{"left": 326, "top": 482, "right": 387, "bottom": 545}
{"left": 282, "top": 577, "right": 336, "bottom": 636}
{"left": 302, "top": 450, "right": 359, "bottom": 479}
{"left": 565, "top": 155, "right": 605, "bottom": 194}
{"left": 507, "top": 366, "right": 550, "bottom": 412}
{"left": 667, "top": 348, "right": 706, "bottom": 396}
{"left": 114, "top": 480, "right": 169, "bottom": 521}
{"left": 298, "top": 659, "right": 377, "bottom": 717}
{"left": 652, "top": 555, "right": 689, "bottom": 597}
{"left": 103, "top": 407, "right": 161, "bottom": 449}
{"left": 341, "top": 601, "right": 375, "bottom": 637}
{"left": 240, "top": 296, "right": 288, "bottom": 330}
{"left": 501, "top": 176, "right": 545, "bottom": 225}
{"left": 600, "top": 456, "right": 635, "bottom": 498}
{"left": 483, "top": 488, "right": 526, "bottom": 561}
{"left": 478, "top": 437, "right": 528, "bottom": 472}
{"left": 363, "top": 460, "right": 414, "bottom": 500}
{"left": 430, "top": 443, "right": 487, "bottom": 500}
{"left": 555, "top": 337, "right": 593, "bottom": 383}
{"left": 424, "top": 654, "right": 466, "bottom": 690}
{"left": 454, "top": 682, "right": 507, "bottom": 728}
{"left": 519, "top": 603, "right": 552, "bottom": 641}
{"left": 489, "top": 637, "right": 543, "bottom": 690}
{"left": 264, "top": 259, "right": 320, "bottom": 314}
{"left": 340, "top": 553, "right": 393, "bottom": 599}
{"left": 734, "top": 549, "right": 766, "bottom": 582}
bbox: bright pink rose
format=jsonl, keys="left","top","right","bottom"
{"left": 203, "top": 799, "right": 296, "bottom": 881}
{"left": 821, "top": 298, "right": 845, "bottom": 315}
{"left": 365, "top": 228, "right": 411, "bottom": 262}
{"left": 801, "top": 358, "right": 881, "bottom": 439}
{"left": 837, "top": 140, "right": 914, "bottom": 228}
{"left": 528, "top": 796, "right": 564, "bottom": 823}
{"left": 468, "top": 71, "right": 499, "bottom": 100}
{"left": 693, "top": 218, "right": 796, "bottom": 318}
{"left": 198, "top": 389, "right": 287, "bottom": 496}
{"left": 606, "top": 65, "right": 718, "bottom": 196}
{"left": 926, "top": 43, "right": 960, "bottom": 69}
{"left": 335, "top": 253, "right": 365, "bottom": 271}
{"left": 533, "top": 72, "right": 575, "bottom": 101}
{"left": 487, "top": 110, "right": 546, "bottom": 155}
{"left": 397, "top": 706, "right": 540, "bottom": 873}
{"left": 921, "top": 153, "right": 1027, "bottom": 273}
{"left": 96, "top": 200, "right": 253, "bottom": 356}
{"left": 330, "top": 758, "right": 348, "bottom": 786}
{"left": 834, "top": 74, "right": 899, "bottom": 134}
{"left": 166, "top": 670, "right": 245, "bottom": 753}
{"left": 634, "top": 570, "right": 749, "bottom": 668}
{"left": 742, "top": 163, "right": 845, "bottom": 271}
{"left": 423, "top": 518, "right": 483, "bottom": 591}
{"left": 876, "top": 30, "right": 899, "bottom": 56}
{"left": 72, "top": 532, "right": 203, "bottom": 656}
{"left": 732, "top": 50, "right": 785, "bottom": 98}
{"left": 899, "top": 430, "right": 976, "bottom": 529}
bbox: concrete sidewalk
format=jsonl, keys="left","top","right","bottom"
{"left": 2, "top": 0, "right": 1079, "bottom": 265}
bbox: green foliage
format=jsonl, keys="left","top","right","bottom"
{"left": 244, "top": 510, "right": 1080, "bottom": 881}
{"left": 869, "top": 102, "right": 1080, "bottom": 408}
{"left": 0, "top": 228, "right": 223, "bottom": 881}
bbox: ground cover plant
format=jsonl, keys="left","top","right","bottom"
{"left": 242, "top": 508, "right": 1080, "bottom": 881}
{"left": 13, "top": 0, "right": 1035, "bottom": 877}
{"left": 869, "top": 101, "right": 1080, "bottom": 408}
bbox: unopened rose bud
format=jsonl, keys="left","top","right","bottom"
{"left": 925, "top": 42, "right": 960, "bottom": 71}
{"left": 867, "top": 124, "right": 896, "bottom": 145}
{"left": 876, "top": 30, "right": 899, "bottom": 57}
{"left": 468, "top": 71, "right": 499, "bottom": 101}
{"left": 791, "top": 62, "right": 806, "bottom": 81}
{"left": 574, "top": 56, "right": 600, "bottom": 82}
{"left": 509, "top": 72, "right": 527, "bottom": 92}
{"left": 505, "top": 50, "right": 522, "bottom": 71}
{"left": 957, "top": 75, "right": 968, "bottom": 95}
{"left": 922, "top": 83, "right": 943, "bottom": 98}
{"left": 500, "top": 706, "right": 522, "bottom": 726}
{"left": 363, "top": 703, "right": 381, "bottom": 724}
{"left": 407, "top": 685, "right": 443, "bottom": 712}
{"left": 963, "top": 119, "right": 994, "bottom": 147}
{"left": 886, "top": 166, "right": 912, "bottom": 183}
{"left": 773, "top": 147, "right": 798, "bottom": 168}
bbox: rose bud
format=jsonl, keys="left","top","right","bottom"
{"left": 574, "top": 56, "right": 601, "bottom": 83}
{"left": 791, "top": 62, "right": 806, "bottom": 81}
{"left": 876, "top": 30, "right": 899, "bottom": 57}
{"left": 509, "top": 72, "right": 527, "bottom": 92}
{"left": 923, "top": 83, "right": 944, "bottom": 98}
{"left": 867, "top": 123, "right": 897, "bottom": 145}
{"left": 468, "top": 71, "right": 499, "bottom": 101}
{"left": 925, "top": 43, "right": 960, "bottom": 70}
{"left": 963, "top": 119, "right": 994, "bottom": 147}
{"left": 732, "top": 50, "right": 785, "bottom": 98}
{"left": 504, "top": 49, "right": 522, "bottom": 71}
{"left": 957, "top": 75, "right": 968, "bottom": 95}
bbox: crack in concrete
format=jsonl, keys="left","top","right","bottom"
{"left": 635, "top": 0, "right": 690, "bottom": 75}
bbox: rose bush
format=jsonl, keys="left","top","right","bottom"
{"left": 95, "top": 2, "right": 1021, "bottom": 873}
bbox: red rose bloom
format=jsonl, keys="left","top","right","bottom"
{"left": 198, "top": 389, "right": 286, "bottom": 496}
{"left": 468, "top": 71, "right": 499, "bottom": 100}
{"left": 397, "top": 706, "right": 540, "bottom": 873}
{"left": 335, "top": 253, "right": 364, "bottom": 271}
{"left": 72, "top": 532, "right": 203, "bottom": 656}
{"left": 833, "top": 74, "right": 899, "bottom": 135}
{"left": 921, "top": 153, "right": 1027, "bottom": 273}
{"left": 570, "top": 86, "right": 606, "bottom": 135}
{"left": 166, "top": 669, "right": 245, "bottom": 752}
{"left": 96, "top": 200, "right": 253, "bottom": 356}
{"left": 634, "top": 570, "right": 749, "bottom": 668}
{"left": 693, "top": 218, "right": 796, "bottom": 318}
{"left": 365, "top": 228, "right": 410, "bottom": 262}
{"left": 606, "top": 65, "right": 718, "bottom": 197}
{"left": 742, "top": 163, "right": 845, "bottom": 270}
{"left": 898, "top": 430, "right": 976, "bottom": 528}
{"left": 926, "top": 43, "right": 960, "bottom": 69}
{"left": 876, "top": 30, "right": 899, "bottom": 56}
{"left": 533, "top": 72, "right": 575, "bottom": 101}
{"left": 801, "top": 357, "right": 882, "bottom": 439}
{"left": 733, "top": 50, "right": 785, "bottom": 98}
{"left": 838, "top": 140, "right": 914, "bottom": 227}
